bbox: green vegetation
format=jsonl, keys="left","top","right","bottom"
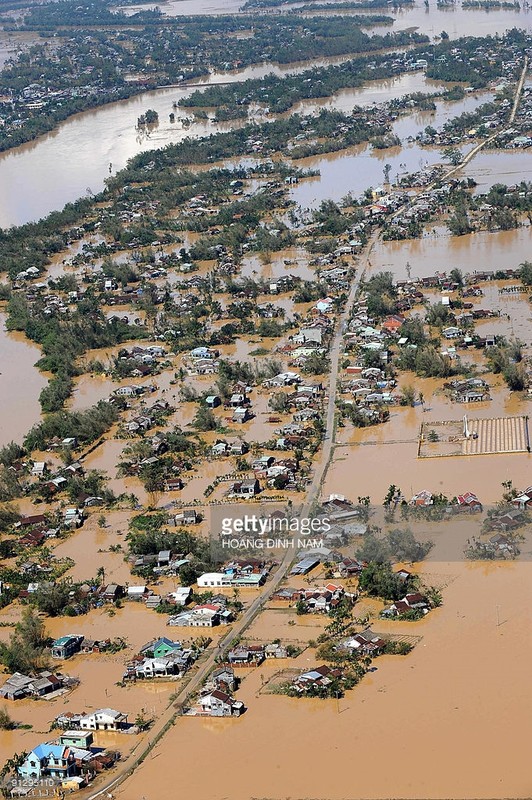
{"left": 180, "top": 35, "right": 427, "bottom": 117}
{"left": 24, "top": 401, "right": 120, "bottom": 451}
{"left": 0, "top": 3, "right": 425, "bottom": 153}
{"left": 0, "top": 608, "right": 50, "bottom": 674}
{"left": 0, "top": 707, "right": 15, "bottom": 730}
{"left": 486, "top": 340, "right": 526, "bottom": 391}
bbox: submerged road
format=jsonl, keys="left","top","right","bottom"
{"left": 440, "top": 56, "right": 528, "bottom": 182}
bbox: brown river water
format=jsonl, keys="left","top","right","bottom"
{"left": 0, "top": 312, "right": 47, "bottom": 447}
{"left": 0, "top": 70, "right": 449, "bottom": 230}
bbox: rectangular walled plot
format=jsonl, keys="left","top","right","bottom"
{"left": 419, "top": 416, "right": 530, "bottom": 458}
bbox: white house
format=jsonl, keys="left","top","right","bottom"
{"left": 79, "top": 708, "right": 127, "bottom": 731}
{"left": 197, "top": 573, "right": 231, "bottom": 588}
{"left": 198, "top": 690, "right": 244, "bottom": 717}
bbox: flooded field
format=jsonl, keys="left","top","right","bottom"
{"left": 291, "top": 139, "right": 443, "bottom": 208}
{"left": 371, "top": 226, "right": 532, "bottom": 282}
{"left": 0, "top": 31, "right": 40, "bottom": 68}
{"left": 466, "top": 148, "right": 532, "bottom": 191}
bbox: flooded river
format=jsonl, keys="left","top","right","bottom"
{"left": 0, "top": 311, "right": 46, "bottom": 447}
{"left": 119, "top": 0, "right": 532, "bottom": 41}
{"left": 0, "top": 0, "right": 518, "bottom": 233}
{"left": 0, "top": 69, "right": 449, "bottom": 229}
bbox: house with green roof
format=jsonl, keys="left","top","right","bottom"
{"left": 140, "top": 637, "right": 182, "bottom": 659}
{"left": 51, "top": 635, "right": 84, "bottom": 660}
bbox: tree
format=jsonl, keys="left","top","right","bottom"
{"left": 192, "top": 406, "right": 217, "bottom": 432}
{"left": 356, "top": 534, "right": 390, "bottom": 564}
{"left": 399, "top": 317, "right": 426, "bottom": 345}
{"left": 442, "top": 147, "right": 463, "bottom": 166}
{"left": 33, "top": 583, "right": 71, "bottom": 617}
{"left": 386, "top": 528, "right": 433, "bottom": 562}
{"left": 518, "top": 261, "right": 532, "bottom": 285}
{"left": 448, "top": 209, "right": 472, "bottom": 236}
{"left": 179, "top": 563, "right": 200, "bottom": 586}
{"left": 0, "top": 505, "right": 20, "bottom": 532}
{"left": 400, "top": 386, "right": 416, "bottom": 407}
{"left": 139, "top": 109, "right": 159, "bottom": 125}
{"left": 0, "top": 706, "right": 15, "bottom": 730}
{"left": 231, "top": 587, "right": 243, "bottom": 612}
{"left": 415, "top": 346, "right": 454, "bottom": 379}
{"left": 383, "top": 484, "right": 400, "bottom": 506}
{"left": 302, "top": 352, "right": 329, "bottom": 375}
{"left": 269, "top": 393, "right": 290, "bottom": 413}
{"left": 358, "top": 561, "right": 404, "bottom": 600}
{"left": 295, "top": 599, "right": 308, "bottom": 615}
{"left": 0, "top": 442, "right": 25, "bottom": 468}
{"left": 425, "top": 303, "right": 452, "bottom": 329}
{"left": 273, "top": 474, "right": 289, "bottom": 490}
{"left": 449, "top": 268, "right": 464, "bottom": 287}
{"left": 134, "top": 710, "right": 152, "bottom": 731}
{"left": 0, "top": 608, "right": 49, "bottom": 673}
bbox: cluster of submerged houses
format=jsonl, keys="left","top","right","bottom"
{"left": 338, "top": 259, "right": 523, "bottom": 390}
{"left": 381, "top": 592, "right": 430, "bottom": 618}
{"left": 168, "top": 600, "right": 233, "bottom": 627}
{"left": 289, "top": 664, "right": 343, "bottom": 694}
{"left": 227, "top": 454, "right": 302, "bottom": 495}
{"left": 50, "top": 634, "right": 115, "bottom": 660}
{"left": 189, "top": 642, "right": 297, "bottom": 716}
{"left": 272, "top": 582, "right": 354, "bottom": 613}
{"left": 0, "top": 670, "right": 77, "bottom": 701}
{"left": 15, "top": 729, "right": 119, "bottom": 790}
{"left": 124, "top": 637, "right": 197, "bottom": 680}
{"left": 12, "top": 507, "right": 85, "bottom": 552}
{"left": 55, "top": 707, "right": 128, "bottom": 732}
{"left": 113, "top": 344, "right": 167, "bottom": 379}
{"left": 192, "top": 663, "right": 246, "bottom": 717}
{"left": 444, "top": 377, "right": 491, "bottom": 404}
{"left": 408, "top": 489, "right": 483, "bottom": 511}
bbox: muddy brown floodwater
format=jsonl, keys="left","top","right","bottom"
{"left": 2, "top": 4, "right": 532, "bottom": 795}
{"left": 0, "top": 311, "right": 47, "bottom": 447}
{"left": 371, "top": 226, "right": 532, "bottom": 282}
{"left": 114, "top": 539, "right": 532, "bottom": 800}
{"left": 0, "top": 61, "right": 434, "bottom": 228}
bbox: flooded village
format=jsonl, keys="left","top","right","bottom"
{"left": 1, "top": 0, "right": 532, "bottom": 798}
